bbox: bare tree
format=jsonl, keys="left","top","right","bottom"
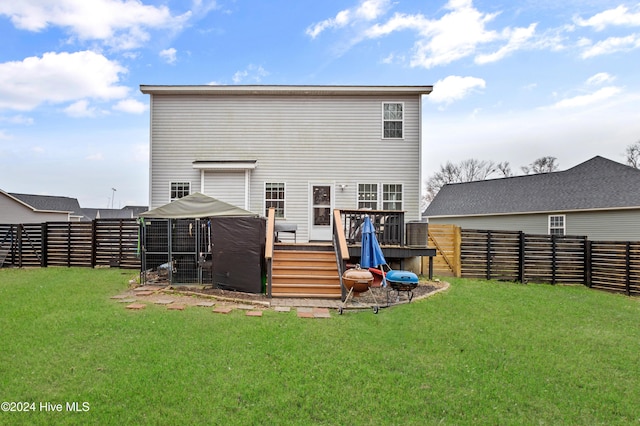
{"left": 626, "top": 140, "right": 640, "bottom": 169}
{"left": 423, "top": 159, "right": 500, "bottom": 206}
{"left": 496, "top": 161, "right": 513, "bottom": 177}
{"left": 422, "top": 157, "right": 555, "bottom": 210}
{"left": 521, "top": 156, "right": 559, "bottom": 174}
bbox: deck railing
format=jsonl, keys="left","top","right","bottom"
{"left": 339, "top": 210, "right": 404, "bottom": 246}
{"left": 265, "top": 208, "right": 276, "bottom": 297}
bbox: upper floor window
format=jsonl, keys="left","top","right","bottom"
{"left": 170, "top": 182, "right": 190, "bottom": 200}
{"left": 383, "top": 102, "right": 403, "bottom": 139}
{"left": 383, "top": 184, "right": 403, "bottom": 210}
{"left": 549, "top": 215, "right": 565, "bottom": 236}
{"left": 358, "top": 183, "right": 378, "bottom": 209}
{"left": 265, "top": 182, "right": 285, "bottom": 218}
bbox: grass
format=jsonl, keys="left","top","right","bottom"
{"left": 1, "top": 268, "right": 639, "bottom": 425}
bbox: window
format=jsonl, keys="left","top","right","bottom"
{"left": 265, "top": 182, "right": 285, "bottom": 218}
{"left": 383, "top": 102, "right": 403, "bottom": 139}
{"left": 549, "top": 215, "right": 565, "bottom": 236}
{"left": 358, "top": 183, "right": 378, "bottom": 209}
{"left": 170, "top": 182, "right": 190, "bottom": 200}
{"left": 383, "top": 184, "right": 403, "bottom": 210}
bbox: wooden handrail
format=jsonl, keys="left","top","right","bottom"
{"left": 265, "top": 208, "right": 275, "bottom": 260}
{"left": 333, "top": 209, "right": 349, "bottom": 260}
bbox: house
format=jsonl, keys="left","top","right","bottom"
{"left": 424, "top": 156, "right": 640, "bottom": 241}
{"left": 0, "top": 190, "right": 83, "bottom": 223}
{"left": 140, "top": 85, "right": 433, "bottom": 243}
{"left": 80, "top": 207, "right": 147, "bottom": 221}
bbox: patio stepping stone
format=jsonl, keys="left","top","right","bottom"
{"left": 236, "top": 304, "right": 255, "bottom": 310}
{"left": 119, "top": 298, "right": 137, "bottom": 303}
{"left": 246, "top": 311, "right": 263, "bottom": 317}
{"left": 196, "top": 301, "right": 215, "bottom": 307}
{"left": 313, "top": 308, "right": 331, "bottom": 318}
{"left": 111, "top": 294, "right": 128, "bottom": 300}
{"left": 126, "top": 303, "right": 146, "bottom": 310}
{"left": 166, "top": 304, "right": 185, "bottom": 311}
{"left": 296, "top": 307, "right": 313, "bottom": 313}
{"left": 297, "top": 311, "right": 314, "bottom": 318}
{"left": 135, "top": 290, "right": 154, "bottom": 296}
{"left": 154, "top": 299, "right": 175, "bottom": 305}
{"left": 274, "top": 306, "right": 291, "bottom": 312}
{"left": 213, "top": 307, "right": 233, "bottom": 314}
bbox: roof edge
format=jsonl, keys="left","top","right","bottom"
{"left": 140, "top": 84, "right": 433, "bottom": 96}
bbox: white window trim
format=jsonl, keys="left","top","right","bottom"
{"left": 382, "top": 183, "right": 404, "bottom": 211}
{"left": 264, "top": 182, "right": 286, "bottom": 219}
{"left": 356, "top": 182, "right": 404, "bottom": 211}
{"left": 169, "top": 181, "right": 191, "bottom": 202}
{"left": 381, "top": 102, "right": 405, "bottom": 140}
{"left": 548, "top": 214, "right": 566, "bottom": 236}
{"left": 356, "top": 182, "right": 379, "bottom": 210}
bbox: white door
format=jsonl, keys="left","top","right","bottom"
{"left": 309, "top": 184, "right": 333, "bottom": 241}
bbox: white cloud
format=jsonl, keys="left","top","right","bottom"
{"left": 580, "top": 34, "right": 640, "bottom": 58}
{"left": 548, "top": 86, "right": 622, "bottom": 109}
{"left": 586, "top": 72, "right": 615, "bottom": 86}
{"left": 362, "top": 0, "right": 540, "bottom": 69}
{"left": 113, "top": 99, "right": 147, "bottom": 114}
{"left": 64, "top": 100, "right": 99, "bottom": 118}
{"left": 86, "top": 152, "right": 104, "bottom": 161}
{"left": 159, "top": 48, "right": 177, "bottom": 64}
{"left": 574, "top": 5, "right": 640, "bottom": 31}
{"left": 429, "top": 75, "right": 486, "bottom": 105}
{"left": 306, "top": 0, "right": 390, "bottom": 38}
{"left": 475, "top": 23, "right": 537, "bottom": 64}
{"left": 0, "top": 114, "right": 34, "bottom": 125}
{"left": 232, "top": 64, "right": 269, "bottom": 84}
{"left": 0, "top": 0, "right": 191, "bottom": 50}
{"left": 0, "top": 51, "right": 129, "bottom": 112}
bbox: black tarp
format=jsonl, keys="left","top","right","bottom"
{"left": 211, "top": 216, "right": 265, "bottom": 293}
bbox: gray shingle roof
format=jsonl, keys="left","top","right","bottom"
{"left": 9, "top": 193, "right": 81, "bottom": 214}
{"left": 424, "top": 156, "right": 640, "bottom": 217}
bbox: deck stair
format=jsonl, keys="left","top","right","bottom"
{"left": 271, "top": 244, "right": 342, "bottom": 298}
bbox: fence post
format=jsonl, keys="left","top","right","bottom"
{"left": 17, "top": 224, "right": 23, "bottom": 268}
{"left": 91, "top": 220, "right": 97, "bottom": 268}
{"left": 518, "top": 231, "right": 525, "bottom": 283}
{"left": 625, "top": 242, "right": 631, "bottom": 296}
{"left": 584, "top": 238, "right": 591, "bottom": 287}
{"left": 453, "top": 226, "right": 462, "bottom": 277}
{"left": 41, "top": 223, "right": 48, "bottom": 267}
{"left": 551, "top": 235, "right": 557, "bottom": 285}
{"left": 486, "top": 231, "right": 492, "bottom": 280}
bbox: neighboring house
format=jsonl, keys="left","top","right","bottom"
{"left": 0, "top": 190, "right": 83, "bottom": 224}
{"left": 140, "top": 85, "right": 433, "bottom": 242}
{"left": 424, "top": 156, "right": 640, "bottom": 241}
{"left": 81, "top": 207, "right": 148, "bottom": 221}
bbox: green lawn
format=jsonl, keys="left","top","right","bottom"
{"left": 1, "top": 268, "right": 639, "bottom": 425}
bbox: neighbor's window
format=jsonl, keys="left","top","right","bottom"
{"left": 383, "top": 102, "right": 403, "bottom": 139}
{"left": 358, "top": 183, "right": 378, "bottom": 209}
{"left": 383, "top": 184, "right": 403, "bottom": 210}
{"left": 549, "top": 215, "right": 565, "bottom": 236}
{"left": 265, "top": 182, "right": 285, "bottom": 218}
{"left": 170, "top": 182, "right": 190, "bottom": 200}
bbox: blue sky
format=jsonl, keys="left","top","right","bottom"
{"left": 1, "top": 0, "right": 639, "bottom": 208}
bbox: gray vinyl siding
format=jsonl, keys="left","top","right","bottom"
{"left": 149, "top": 94, "right": 422, "bottom": 242}
{"left": 203, "top": 171, "right": 246, "bottom": 209}
{"left": 428, "top": 208, "right": 640, "bottom": 241}
{"left": 0, "top": 195, "right": 69, "bottom": 223}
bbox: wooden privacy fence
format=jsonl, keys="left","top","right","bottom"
{"left": 460, "top": 229, "right": 640, "bottom": 297}
{"left": 0, "top": 219, "right": 140, "bottom": 269}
